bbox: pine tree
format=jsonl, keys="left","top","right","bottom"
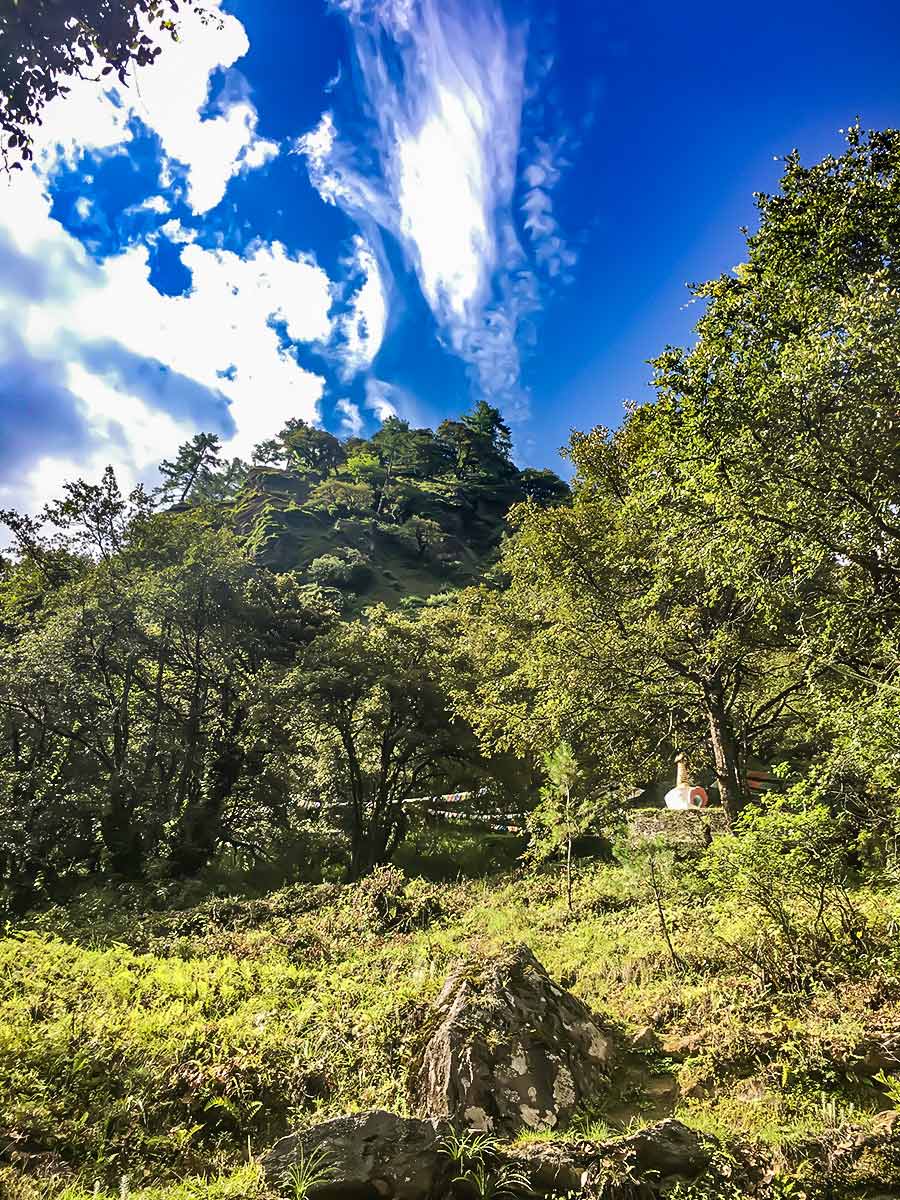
{"left": 156, "top": 433, "right": 222, "bottom": 505}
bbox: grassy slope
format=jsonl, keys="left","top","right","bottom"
{"left": 2, "top": 837, "right": 900, "bottom": 1199}
{"left": 232, "top": 470, "right": 510, "bottom": 613}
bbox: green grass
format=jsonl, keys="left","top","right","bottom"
{"left": 2, "top": 850, "right": 899, "bottom": 1197}
{"left": 0, "top": 1163, "right": 267, "bottom": 1200}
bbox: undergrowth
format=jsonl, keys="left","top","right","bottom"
{"left": 1, "top": 835, "right": 898, "bottom": 1198}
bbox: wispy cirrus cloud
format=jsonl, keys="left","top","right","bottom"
{"left": 297, "top": 0, "right": 556, "bottom": 417}
{"left": 336, "top": 397, "right": 364, "bottom": 435}
{"left": 364, "top": 377, "right": 401, "bottom": 421}
{"left": 521, "top": 136, "right": 578, "bottom": 280}
{"left": 331, "top": 235, "right": 389, "bottom": 380}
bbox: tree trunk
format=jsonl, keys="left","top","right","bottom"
{"left": 346, "top": 809, "right": 402, "bottom": 882}
{"left": 565, "top": 785, "right": 573, "bottom": 912}
{"left": 169, "top": 702, "right": 247, "bottom": 878}
{"left": 706, "top": 685, "right": 745, "bottom": 827}
{"left": 101, "top": 780, "right": 144, "bottom": 878}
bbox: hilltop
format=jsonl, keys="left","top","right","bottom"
{"left": 164, "top": 401, "right": 569, "bottom": 612}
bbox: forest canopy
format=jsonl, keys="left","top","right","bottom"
{"left": 1, "top": 128, "right": 899, "bottom": 913}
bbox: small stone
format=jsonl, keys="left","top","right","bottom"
{"left": 632, "top": 1025, "right": 658, "bottom": 1050}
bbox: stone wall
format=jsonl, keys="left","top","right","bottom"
{"left": 625, "top": 805, "right": 728, "bottom": 851}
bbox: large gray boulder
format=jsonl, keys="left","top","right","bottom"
{"left": 417, "top": 943, "right": 613, "bottom": 1136}
{"left": 261, "top": 1110, "right": 450, "bottom": 1199}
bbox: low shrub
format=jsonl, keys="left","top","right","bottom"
{"left": 703, "top": 798, "right": 877, "bottom": 991}
{"left": 305, "top": 549, "right": 372, "bottom": 592}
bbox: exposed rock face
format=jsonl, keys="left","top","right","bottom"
{"left": 261, "top": 1110, "right": 450, "bottom": 1199}
{"left": 262, "top": 1111, "right": 714, "bottom": 1199}
{"left": 626, "top": 806, "right": 728, "bottom": 851}
{"left": 506, "top": 1118, "right": 713, "bottom": 1193}
{"left": 418, "top": 943, "right": 613, "bottom": 1136}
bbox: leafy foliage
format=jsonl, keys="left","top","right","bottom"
{"left": 281, "top": 607, "right": 470, "bottom": 879}
{"left": 305, "top": 548, "right": 372, "bottom": 591}
{"left": 0, "top": 0, "right": 219, "bottom": 171}
{"left": 457, "top": 126, "right": 900, "bottom": 844}
{"left": 526, "top": 743, "right": 595, "bottom": 911}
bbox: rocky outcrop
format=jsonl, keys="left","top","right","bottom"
{"left": 262, "top": 1111, "right": 715, "bottom": 1199}
{"left": 261, "top": 1110, "right": 451, "bottom": 1199}
{"left": 417, "top": 944, "right": 613, "bottom": 1136}
{"left": 506, "top": 1118, "right": 713, "bottom": 1193}
{"left": 626, "top": 806, "right": 727, "bottom": 852}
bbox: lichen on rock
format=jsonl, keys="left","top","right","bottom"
{"left": 417, "top": 943, "right": 613, "bottom": 1136}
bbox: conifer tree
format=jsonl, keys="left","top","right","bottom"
{"left": 156, "top": 433, "right": 222, "bottom": 505}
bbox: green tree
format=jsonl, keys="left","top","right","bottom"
{"left": 282, "top": 607, "right": 465, "bottom": 879}
{"left": 251, "top": 437, "right": 288, "bottom": 467}
{"left": 455, "top": 132, "right": 900, "bottom": 828}
{"left": 458, "top": 417, "right": 806, "bottom": 826}
{"left": 0, "top": 483, "right": 337, "bottom": 904}
{"left": 156, "top": 432, "right": 222, "bottom": 505}
{"left": 345, "top": 449, "right": 386, "bottom": 489}
{"left": 370, "top": 416, "right": 415, "bottom": 515}
{"left": 403, "top": 427, "right": 455, "bottom": 480}
{"left": 435, "top": 403, "right": 519, "bottom": 486}
{"left": 400, "top": 516, "right": 446, "bottom": 560}
{"left": 306, "top": 548, "right": 372, "bottom": 592}
{"left": 648, "top": 125, "right": 900, "bottom": 831}
{"left": 518, "top": 467, "right": 570, "bottom": 508}
{"left": 527, "top": 742, "right": 590, "bottom": 912}
{"left": 651, "top": 126, "right": 900, "bottom": 598}
{"left": 191, "top": 455, "right": 249, "bottom": 502}
{"left": 462, "top": 400, "right": 513, "bottom": 461}
{"left": 306, "top": 477, "right": 374, "bottom": 518}
{"left": 281, "top": 420, "right": 346, "bottom": 475}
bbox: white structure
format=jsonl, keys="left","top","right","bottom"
{"left": 664, "top": 753, "right": 709, "bottom": 810}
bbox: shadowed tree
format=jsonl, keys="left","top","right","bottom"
{"left": 283, "top": 606, "right": 468, "bottom": 879}
{"left": 0, "top": 0, "right": 221, "bottom": 171}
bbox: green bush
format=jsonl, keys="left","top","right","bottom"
{"left": 305, "top": 549, "right": 372, "bottom": 592}
{"left": 703, "top": 798, "right": 873, "bottom": 990}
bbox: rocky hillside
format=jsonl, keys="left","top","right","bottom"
{"left": 212, "top": 402, "right": 570, "bottom": 611}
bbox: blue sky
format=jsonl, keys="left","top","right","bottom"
{"left": 2, "top": 0, "right": 899, "bottom": 511}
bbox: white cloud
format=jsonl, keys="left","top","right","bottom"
{"left": 300, "top": 0, "right": 534, "bottom": 414}
{"left": 294, "top": 111, "right": 388, "bottom": 219}
{"left": 364, "top": 378, "right": 400, "bottom": 422}
{"left": 32, "top": 3, "right": 279, "bottom": 215}
{"left": 334, "top": 235, "right": 388, "bottom": 378}
{"left": 0, "top": 170, "right": 332, "bottom": 511}
{"left": 74, "top": 197, "right": 93, "bottom": 220}
{"left": 0, "top": 0, "right": 342, "bottom": 514}
{"left": 158, "top": 219, "right": 198, "bottom": 244}
{"left": 66, "top": 361, "right": 192, "bottom": 473}
{"left": 135, "top": 195, "right": 171, "bottom": 215}
{"left": 520, "top": 137, "right": 578, "bottom": 280}
{"left": 324, "top": 63, "right": 343, "bottom": 94}
{"left": 336, "top": 398, "right": 364, "bottom": 436}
